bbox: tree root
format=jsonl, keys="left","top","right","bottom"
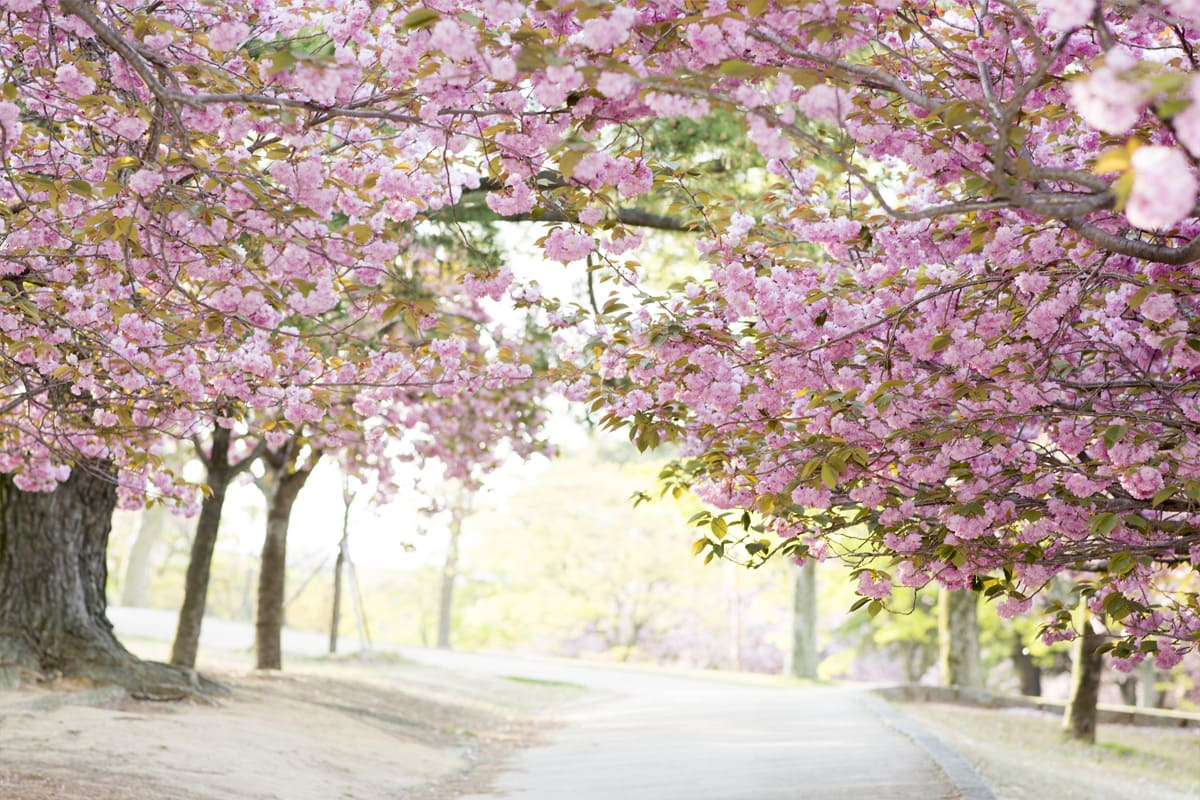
{"left": 2, "top": 635, "right": 229, "bottom": 703}
{"left": 72, "top": 657, "right": 230, "bottom": 704}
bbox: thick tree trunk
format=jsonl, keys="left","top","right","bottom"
{"left": 0, "top": 466, "right": 127, "bottom": 685}
{"left": 170, "top": 426, "right": 236, "bottom": 669}
{"left": 436, "top": 512, "right": 463, "bottom": 650}
{"left": 1011, "top": 634, "right": 1042, "bottom": 697}
{"left": 0, "top": 466, "right": 209, "bottom": 695}
{"left": 1063, "top": 615, "right": 1105, "bottom": 743}
{"left": 255, "top": 462, "right": 313, "bottom": 670}
{"left": 785, "top": 560, "right": 819, "bottom": 679}
{"left": 938, "top": 588, "right": 983, "bottom": 689}
{"left": 120, "top": 503, "right": 166, "bottom": 608}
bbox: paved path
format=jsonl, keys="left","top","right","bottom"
{"left": 109, "top": 608, "right": 987, "bottom": 799}
{"left": 402, "top": 649, "right": 972, "bottom": 800}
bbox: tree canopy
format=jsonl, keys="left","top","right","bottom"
{"left": 3, "top": 0, "right": 1200, "bottom": 668}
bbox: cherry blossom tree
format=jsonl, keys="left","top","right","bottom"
{"left": 0, "top": 0, "right": 572, "bottom": 688}
{"left": 6, "top": 0, "right": 1200, "bottom": 714}
{"left": 565, "top": 1, "right": 1200, "bottom": 700}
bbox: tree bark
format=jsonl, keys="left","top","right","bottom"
{"left": 1063, "top": 614, "right": 1105, "bottom": 743}
{"left": 1117, "top": 674, "right": 1137, "bottom": 706}
{"left": 785, "top": 560, "right": 819, "bottom": 679}
{"left": 120, "top": 502, "right": 166, "bottom": 608}
{"left": 938, "top": 587, "right": 983, "bottom": 689}
{"left": 1011, "top": 634, "right": 1042, "bottom": 697}
{"left": 255, "top": 446, "right": 316, "bottom": 671}
{"left": 329, "top": 534, "right": 346, "bottom": 655}
{"left": 170, "top": 426, "right": 239, "bottom": 668}
{"left": 0, "top": 465, "right": 209, "bottom": 694}
{"left": 436, "top": 508, "right": 464, "bottom": 650}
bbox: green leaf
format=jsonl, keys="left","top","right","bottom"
{"left": 710, "top": 516, "right": 729, "bottom": 539}
{"left": 1090, "top": 512, "right": 1120, "bottom": 536}
{"left": 1102, "top": 424, "right": 1128, "bottom": 449}
{"left": 1124, "top": 514, "right": 1150, "bottom": 531}
{"left": 820, "top": 461, "right": 838, "bottom": 490}
{"left": 1151, "top": 486, "right": 1176, "bottom": 508}
{"left": 403, "top": 8, "right": 441, "bottom": 29}
{"left": 67, "top": 179, "right": 94, "bottom": 198}
{"left": 929, "top": 334, "right": 953, "bottom": 352}
{"left": 1108, "top": 552, "right": 1135, "bottom": 576}
{"left": 718, "top": 60, "right": 759, "bottom": 78}
{"left": 1102, "top": 593, "right": 1133, "bottom": 622}
{"left": 1111, "top": 170, "right": 1136, "bottom": 212}
{"left": 1093, "top": 145, "right": 1132, "bottom": 175}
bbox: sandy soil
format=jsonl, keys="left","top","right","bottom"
{"left": 0, "top": 649, "right": 582, "bottom": 800}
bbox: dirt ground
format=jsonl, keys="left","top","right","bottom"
{"left": 0, "top": 645, "right": 584, "bottom": 800}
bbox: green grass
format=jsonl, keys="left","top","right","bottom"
{"left": 899, "top": 702, "right": 1200, "bottom": 800}
{"left": 501, "top": 674, "right": 586, "bottom": 690}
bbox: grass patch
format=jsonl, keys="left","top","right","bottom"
{"left": 1097, "top": 740, "right": 1140, "bottom": 758}
{"left": 502, "top": 674, "right": 585, "bottom": 690}
{"left": 898, "top": 702, "right": 1200, "bottom": 800}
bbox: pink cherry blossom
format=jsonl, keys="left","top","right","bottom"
{"left": 54, "top": 64, "right": 96, "bottom": 98}
{"left": 1037, "top": 0, "right": 1095, "bottom": 32}
{"left": 544, "top": 228, "right": 594, "bottom": 263}
{"left": 797, "top": 85, "right": 851, "bottom": 124}
{"left": 1070, "top": 53, "right": 1147, "bottom": 134}
{"left": 208, "top": 21, "right": 249, "bottom": 52}
{"left": 1139, "top": 293, "right": 1176, "bottom": 323}
{"left": 1126, "top": 146, "right": 1197, "bottom": 230}
{"left": 127, "top": 169, "right": 164, "bottom": 195}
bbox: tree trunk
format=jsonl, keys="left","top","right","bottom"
{"left": 436, "top": 510, "right": 463, "bottom": 650}
{"left": 255, "top": 461, "right": 314, "bottom": 670}
{"left": 170, "top": 426, "right": 236, "bottom": 668}
{"left": 1117, "top": 675, "right": 1137, "bottom": 706}
{"left": 1063, "top": 614, "right": 1105, "bottom": 743}
{"left": 0, "top": 465, "right": 207, "bottom": 694}
{"left": 785, "top": 560, "right": 819, "bottom": 679}
{"left": 329, "top": 534, "right": 346, "bottom": 655}
{"left": 120, "top": 503, "right": 166, "bottom": 608}
{"left": 1140, "top": 658, "right": 1165, "bottom": 708}
{"left": 727, "top": 563, "right": 743, "bottom": 671}
{"left": 1011, "top": 634, "right": 1042, "bottom": 697}
{"left": 938, "top": 587, "right": 983, "bottom": 689}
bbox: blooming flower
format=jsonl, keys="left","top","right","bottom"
{"left": 1125, "top": 146, "right": 1197, "bottom": 230}
{"left": 1070, "top": 52, "right": 1146, "bottom": 134}
{"left": 1139, "top": 293, "right": 1176, "bottom": 323}
{"left": 127, "top": 169, "right": 164, "bottom": 195}
{"left": 55, "top": 64, "right": 96, "bottom": 98}
{"left": 208, "top": 21, "right": 248, "bottom": 52}
{"left": 797, "top": 85, "right": 851, "bottom": 124}
{"left": 1037, "top": 0, "right": 1095, "bottom": 32}
{"left": 543, "top": 228, "right": 594, "bottom": 263}
{"left": 1173, "top": 76, "right": 1200, "bottom": 160}
{"left": 0, "top": 101, "right": 21, "bottom": 149}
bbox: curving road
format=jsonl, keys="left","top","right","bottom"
{"left": 399, "top": 648, "right": 983, "bottom": 800}
{"left": 108, "top": 608, "right": 989, "bottom": 800}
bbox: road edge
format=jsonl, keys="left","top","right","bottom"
{"left": 858, "top": 692, "right": 996, "bottom": 800}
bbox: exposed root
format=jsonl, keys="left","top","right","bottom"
{"left": 2, "top": 635, "right": 228, "bottom": 703}
{"left": 71, "top": 657, "right": 230, "bottom": 704}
